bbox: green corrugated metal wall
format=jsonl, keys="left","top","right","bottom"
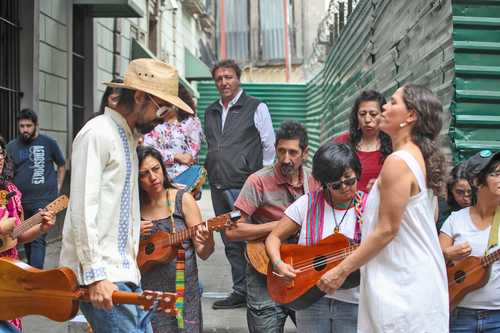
{"left": 196, "top": 82, "right": 307, "bottom": 167}
{"left": 196, "top": 0, "right": 500, "bottom": 167}
{"left": 304, "top": 0, "right": 455, "bottom": 159}
{"left": 450, "top": 0, "right": 500, "bottom": 161}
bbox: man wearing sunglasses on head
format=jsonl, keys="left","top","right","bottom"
{"left": 60, "top": 59, "right": 194, "bottom": 333}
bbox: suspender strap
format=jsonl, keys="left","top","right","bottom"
{"left": 486, "top": 207, "right": 500, "bottom": 254}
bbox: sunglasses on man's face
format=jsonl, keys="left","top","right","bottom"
{"left": 326, "top": 177, "right": 357, "bottom": 190}
{"left": 148, "top": 94, "right": 170, "bottom": 118}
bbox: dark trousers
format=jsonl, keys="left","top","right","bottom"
{"left": 210, "top": 186, "right": 247, "bottom": 297}
{"left": 246, "top": 264, "right": 295, "bottom": 332}
{"left": 23, "top": 205, "right": 47, "bottom": 269}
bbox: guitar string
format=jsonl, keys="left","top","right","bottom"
{"left": 285, "top": 245, "right": 357, "bottom": 269}
{"left": 289, "top": 246, "right": 358, "bottom": 272}
{"left": 293, "top": 250, "right": 356, "bottom": 273}
{"left": 143, "top": 218, "right": 231, "bottom": 248}
{"left": 0, "top": 288, "right": 175, "bottom": 306}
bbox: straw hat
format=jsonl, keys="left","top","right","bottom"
{"left": 104, "top": 58, "right": 194, "bottom": 115}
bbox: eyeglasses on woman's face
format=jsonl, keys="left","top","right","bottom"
{"left": 326, "top": 177, "right": 357, "bottom": 190}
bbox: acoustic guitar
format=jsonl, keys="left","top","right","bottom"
{"left": 246, "top": 239, "right": 269, "bottom": 275}
{"left": 0, "top": 257, "right": 176, "bottom": 322}
{"left": 138, "top": 210, "right": 241, "bottom": 273}
{"left": 0, "top": 195, "right": 69, "bottom": 253}
{"left": 448, "top": 248, "right": 500, "bottom": 310}
{"left": 267, "top": 233, "right": 359, "bottom": 310}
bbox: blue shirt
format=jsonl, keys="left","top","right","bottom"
{"left": 7, "top": 134, "right": 65, "bottom": 207}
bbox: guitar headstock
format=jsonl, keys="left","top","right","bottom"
{"left": 0, "top": 189, "right": 16, "bottom": 207}
{"left": 204, "top": 210, "right": 242, "bottom": 232}
{"left": 140, "top": 291, "right": 177, "bottom": 314}
{"left": 46, "top": 195, "right": 69, "bottom": 214}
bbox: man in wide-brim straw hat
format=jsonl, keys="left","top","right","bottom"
{"left": 60, "top": 58, "right": 190, "bottom": 333}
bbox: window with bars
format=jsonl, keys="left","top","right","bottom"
{"left": 0, "top": 0, "right": 20, "bottom": 141}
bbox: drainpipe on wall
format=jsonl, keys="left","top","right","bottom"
{"left": 283, "top": 0, "right": 291, "bottom": 82}
{"left": 113, "top": 18, "right": 122, "bottom": 78}
{"left": 219, "top": 0, "right": 226, "bottom": 59}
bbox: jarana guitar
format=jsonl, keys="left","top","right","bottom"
{"left": 138, "top": 210, "right": 241, "bottom": 272}
{"left": 0, "top": 195, "right": 69, "bottom": 253}
{"left": 0, "top": 258, "right": 176, "bottom": 322}
{"left": 267, "top": 233, "right": 359, "bottom": 310}
{"left": 448, "top": 248, "right": 500, "bottom": 310}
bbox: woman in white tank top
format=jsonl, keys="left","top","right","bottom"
{"left": 315, "top": 84, "right": 449, "bottom": 332}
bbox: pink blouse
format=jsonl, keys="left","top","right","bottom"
{"left": 1, "top": 182, "right": 23, "bottom": 330}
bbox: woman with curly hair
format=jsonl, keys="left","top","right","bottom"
{"left": 334, "top": 90, "right": 392, "bottom": 193}
{"left": 317, "top": 84, "right": 449, "bottom": 332}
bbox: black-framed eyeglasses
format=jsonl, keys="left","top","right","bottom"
{"left": 326, "top": 177, "right": 357, "bottom": 190}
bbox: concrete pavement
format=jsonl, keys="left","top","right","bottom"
{"left": 21, "top": 190, "right": 296, "bottom": 332}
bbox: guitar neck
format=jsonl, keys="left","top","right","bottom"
{"left": 79, "top": 289, "right": 146, "bottom": 306}
{"left": 11, "top": 213, "right": 42, "bottom": 238}
{"left": 10, "top": 195, "right": 68, "bottom": 238}
{"left": 482, "top": 248, "right": 500, "bottom": 266}
{"left": 167, "top": 216, "right": 230, "bottom": 245}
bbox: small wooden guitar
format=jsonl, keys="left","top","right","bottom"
{"left": 0, "top": 195, "right": 69, "bottom": 252}
{"left": 448, "top": 248, "right": 500, "bottom": 310}
{"left": 0, "top": 258, "right": 176, "bottom": 322}
{"left": 246, "top": 239, "right": 269, "bottom": 275}
{"left": 138, "top": 210, "right": 241, "bottom": 273}
{"left": 267, "top": 233, "right": 359, "bottom": 310}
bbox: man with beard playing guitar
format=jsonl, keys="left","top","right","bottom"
{"left": 225, "top": 121, "right": 319, "bottom": 332}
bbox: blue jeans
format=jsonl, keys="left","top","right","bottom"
{"left": 246, "top": 265, "right": 294, "bottom": 332}
{"left": 296, "top": 297, "right": 358, "bottom": 333}
{"left": 451, "top": 307, "right": 500, "bottom": 332}
{"left": 80, "top": 282, "right": 153, "bottom": 333}
{"left": 210, "top": 186, "right": 246, "bottom": 296}
{"left": 0, "top": 322, "right": 19, "bottom": 333}
{"left": 23, "top": 206, "right": 47, "bottom": 269}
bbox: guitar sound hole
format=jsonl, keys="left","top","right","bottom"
{"left": 145, "top": 243, "right": 155, "bottom": 255}
{"left": 454, "top": 270, "right": 466, "bottom": 283}
{"left": 313, "top": 255, "right": 327, "bottom": 271}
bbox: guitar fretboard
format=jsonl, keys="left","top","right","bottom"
{"left": 166, "top": 216, "right": 231, "bottom": 245}
{"left": 12, "top": 213, "right": 42, "bottom": 238}
{"left": 481, "top": 248, "right": 500, "bottom": 266}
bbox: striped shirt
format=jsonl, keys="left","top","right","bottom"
{"left": 234, "top": 165, "right": 320, "bottom": 224}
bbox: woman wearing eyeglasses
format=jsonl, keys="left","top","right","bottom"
{"left": 266, "top": 142, "right": 366, "bottom": 332}
{"left": 439, "top": 150, "right": 500, "bottom": 332}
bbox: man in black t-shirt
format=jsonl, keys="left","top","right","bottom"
{"left": 7, "top": 108, "right": 66, "bottom": 269}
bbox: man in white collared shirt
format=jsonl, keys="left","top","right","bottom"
{"left": 60, "top": 59, "right": 194, "bottom": 332}
{"left": 204, "top": 59, "right": 276, "bottom": 309}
